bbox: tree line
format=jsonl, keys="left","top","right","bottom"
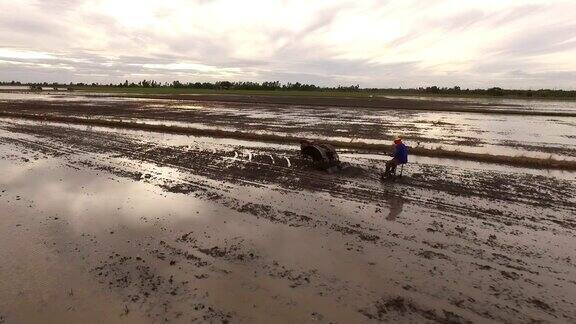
{"left": 112, "top": 80, "right": 360, "bottom": 91}
{"left": 1, "top": 80, "right": 575, "bottom": 98}
{"left": 377, "top": 86, "right": 576, "bottom": 99}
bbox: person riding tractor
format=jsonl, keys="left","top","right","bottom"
{"left": 382, "top": 138, "right": 408, "bottom": 178}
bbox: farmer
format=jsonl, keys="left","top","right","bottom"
{"left": 383, "top": 138, "right": 408, "bottom": 178}
{"left": 300, "top": 139, "right": 341, "bottom": 172}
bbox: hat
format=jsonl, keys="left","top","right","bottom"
{"left": 393, "top": 138, "right": 402, "bottom": 144}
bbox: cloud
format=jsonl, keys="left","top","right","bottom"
{"left": 0, "top": 48, "right": 56, "bottom": 60}
{"left": 0, "top": 0, "right": 575, "bottom": 89}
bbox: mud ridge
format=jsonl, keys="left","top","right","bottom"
{"left": 79, "top": 92, "right": 576, "bottom": 117}
{"left": 0, "top": 112, "right": 575, "bottom": 170}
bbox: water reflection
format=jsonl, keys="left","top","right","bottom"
{"left": 1, "top": 91, "right": 574, "bottom": 160}
{"left": 0, "top": 154, "right": 217, "bottom": 235}
{"left": 386, "top": 197, "right": 405, "bottom": 221}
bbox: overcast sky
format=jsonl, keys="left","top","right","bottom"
{"left": 0, "top": 0, "right": 575, "bottom": 89}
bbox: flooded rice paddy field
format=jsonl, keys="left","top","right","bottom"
{"left": 0, "top": 92, "right": 575, "bottom": 323}
{"left": 383, "top": 95, "right": 576, "bottom": 114}
{"left": 0, "top": 91, "right": 575, "bottom": 161}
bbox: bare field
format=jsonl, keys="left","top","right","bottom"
{"left": 0, "top": 92, "right": 575, "bottom": 323}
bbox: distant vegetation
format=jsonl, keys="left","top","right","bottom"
{"left": 2, "top": 80, "right": 575, "bottom": 99}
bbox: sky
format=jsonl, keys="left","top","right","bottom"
{"left": 0, "top": 0, "right": 575, "bottom": 89}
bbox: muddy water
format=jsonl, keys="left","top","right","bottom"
{"left": 0, "top": 91, "right": 149, "bottom": 103}
{"left": 1, "top": 118, "right": 575, "bottom": 323}
{"left": 0, "top": 157, "right": 152, "bottom": 323}
{"left": 1, "top": 91, "right": 573, "bottom": 161}
{"left": 384, "top": 94, "right": 576, "bottom": 113}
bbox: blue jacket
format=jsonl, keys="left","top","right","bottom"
{"left": 393, "top": 143, "right": 408, "bottom": 164}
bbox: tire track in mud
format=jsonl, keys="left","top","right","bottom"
{"left": 1, "top": 131, "right": 387, "bottom": 246}
{"left": 0, "top": 122, "right": 390, "bottom": 231}
{"left": 0, "top": 123, "right": 505, "bottom": 246}
{"left": 2, "top": 121, "right": 573, "bottom": 229}
{"left": 0, "top": 126, "right": 492, "bottom": 253}
{"left": 2, "top": 104, "right": 575, "bottom": 171}
{"left": 0, "top": 142, "right": 368, "bottom": 322}
{"left": 2, "top": 121, "right": 575, "bottom": 248}
{"left": 2, "top": 121, "right": 576, "bottom": 323}
{"left": 0, "top": 124, "right": 396, "bottom": 316}
{"left": 3, "top": 121, "right": 575, "bottom": 254}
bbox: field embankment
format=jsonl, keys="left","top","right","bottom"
{"left": 73, "top": 86, "right": 576, "bottom": 101}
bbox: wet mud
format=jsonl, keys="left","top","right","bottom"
{"left": 0, "top": 93, "right": 575, "bottom": 162}
{"left": 78, "top": 92, "right": 576, "bottom": 117}
{"left": 0, "top": 117, "right": 575, "bottom": 323}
